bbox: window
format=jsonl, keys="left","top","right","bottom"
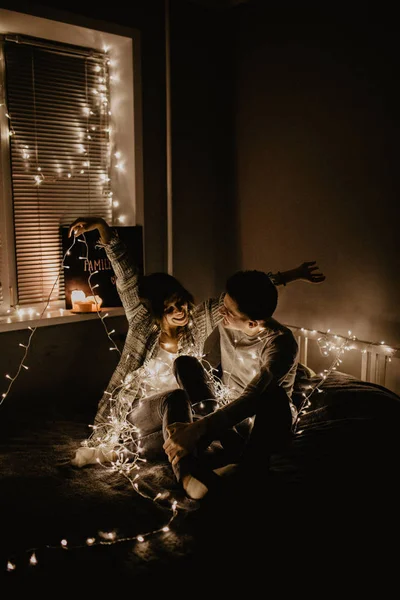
{"left": 0, "top": 9, "right": 142, "bottom": 323}
{"left": 2, "top": 34, "right": 113, "bottom": 307}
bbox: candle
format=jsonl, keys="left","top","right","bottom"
{"left": 71, "top": 289, "right": 103, "bottom": 313}
{"left": 72, "top": 301, "right": 96, "bottom": 313}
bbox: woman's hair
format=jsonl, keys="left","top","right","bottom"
{"left": 138, "top": 272, "right": 194, "bottom": 322}
{"left": 225, "top": 270, "right": 277, "bottom": 321}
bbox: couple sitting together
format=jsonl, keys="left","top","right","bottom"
{"left": 70, "top": 216, "right": 325, "bottom": 500}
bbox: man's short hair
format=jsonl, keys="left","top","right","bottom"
{"left": 225, "top": 270, "right": 278, "bottom": 321}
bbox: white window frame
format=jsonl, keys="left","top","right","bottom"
{"left": 0, "top": 7, "right": 144, "bottom": 330}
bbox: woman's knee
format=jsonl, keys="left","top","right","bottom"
{"left": 161, "top": 388, "right": 190, "bottom": 411}
{"left": 173, "top": 355, "right": 199, "bottom": 377}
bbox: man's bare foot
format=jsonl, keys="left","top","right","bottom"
{"left": 213, "top": 463, "right": 237, "bottom": 477}
{"left": 182, "top": 474, "right": 209, "bottom": 500}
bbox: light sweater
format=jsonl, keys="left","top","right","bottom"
{"left": 218, "top": 319, "right": 299, "bottom": 423}
{"left": 94, "top": 232, "right": 222, "bottom": 424}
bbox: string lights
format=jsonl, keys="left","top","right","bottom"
{"left": 2, "top": 231, "right": 188, "bottom": 573}
{"left": 4, "top": 306, "right": 397, "bottom": 573}
{"left": 0, "top": 231, "right": 123, "bottom": 409}
{"left": 1, "top": 237, "right": 77, "bottom": 407}
{"left": 1, "top": 42, "right": 190, "bottom": 574}
{"left": 6, "top": 497, "right": 180, "bottom": 574}
{"left": 75, "top": 236, "right": 121, "bottom": 356}
{"left": 293, "top": 334, "right": 351, "bottom": 433}
{"left": 2, "top": 40, "right": 400, "bottom": 575}
{"left": 292, "top": 327, "right": 397, "bottom": 433}
{"left": 2, "top": 279, "right": 399, "bottom": 575}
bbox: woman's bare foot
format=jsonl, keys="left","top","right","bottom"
{"left": 71, "top": 446, "right": 116, "bottom": 467}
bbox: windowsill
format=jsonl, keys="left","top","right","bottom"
{"left": 0, "top": 306, "right": 126, "bottom": 333}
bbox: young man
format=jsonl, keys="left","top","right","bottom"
{"left": 164, "top": 266, "right": 325, "bottom": 498}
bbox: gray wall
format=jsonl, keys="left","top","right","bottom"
{"left": 170, "top": 1, "right": 238, "bottom": 301}
{"left": 232, "top": 8, "right": 400, "bottom": 350}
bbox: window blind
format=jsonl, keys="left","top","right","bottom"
{"left": 0, "top": 230, "right": 4, "bottom": 307}
{"left": 4, "top": 35, "right": 112, "bottom": 305}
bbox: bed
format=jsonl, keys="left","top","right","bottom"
{"left": 1, "top": 348, "right": 400, "bottom": 592}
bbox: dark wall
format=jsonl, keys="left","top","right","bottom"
{"left": 232, "top": 4, "right": 400, "bottom": 347}
{"left": 0, "top": 316, "right": 128, "bottom": 434}
{"left": 170, "top": 0, "right": 238, "bottom": 301}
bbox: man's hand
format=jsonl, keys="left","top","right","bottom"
{"left": 68, "top": 216, "right": 112, "bottom": 244}
{"left": 163, "top": 421, "right": 202, "bottom": 467}
{"left": 275, "top": 261, "right": 325, "bottom": 286}
{"left": 296, "top": 261, "right": 325, "bottom": 283}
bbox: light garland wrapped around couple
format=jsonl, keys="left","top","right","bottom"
{"left": 2, "top": 235, "right": 398, "bottom": 573}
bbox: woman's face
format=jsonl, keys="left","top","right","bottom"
{"left": 161, "top": 300, "right": 189, "bottom": 330}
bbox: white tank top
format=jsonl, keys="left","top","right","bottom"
{"left": 140, "top": 346, "right": 179, "bottom": 397}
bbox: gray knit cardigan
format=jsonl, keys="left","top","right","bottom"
{"left": 94, "top": 233, "right": 224, "bottom": 425}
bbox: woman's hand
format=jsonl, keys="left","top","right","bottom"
{"left": 68, "top": 216, "right": 112, "bottom": 244}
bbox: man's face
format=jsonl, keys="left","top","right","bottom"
{"left": 161, "top": 300, "right": 189, "bottom": 329}
{"left": 219, "top": 294, "right": 250, "bottom": 332}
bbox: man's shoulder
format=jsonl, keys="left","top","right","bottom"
{"left": 264, "top": 317, "right": 296, "bottom": 339}
{"left": 263, "top": 319, "right": 299, "bottom": 359}
{"left": 262, "top": 319, "right": 298, "bottom": 353}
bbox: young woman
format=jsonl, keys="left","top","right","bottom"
{"left": 69, "top": 216, "right": 230, "bottom": 498}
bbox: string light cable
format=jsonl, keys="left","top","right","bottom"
{"left": 1, "top": 236, "right": 78, "bottom": 407}
{"left": 2, "top": 47, "right": 185, "bottom": 573}
{"left": 293, "top": 334, "right": 350, "bottom": 434}
{"left": 2, "top": 231, "right": 193, "bottom": 573}
{"left": 75, "top": 233, "right": 121, "bottom": 355}
{"left": 6, "top": 497, "right": 180, "bottom": 574}
{"left": 291, "top": 327, "right": 398, "bottom": 434}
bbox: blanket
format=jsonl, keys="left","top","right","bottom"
{"left": 1, "top": 368, "right": 400, "bottom": 591}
